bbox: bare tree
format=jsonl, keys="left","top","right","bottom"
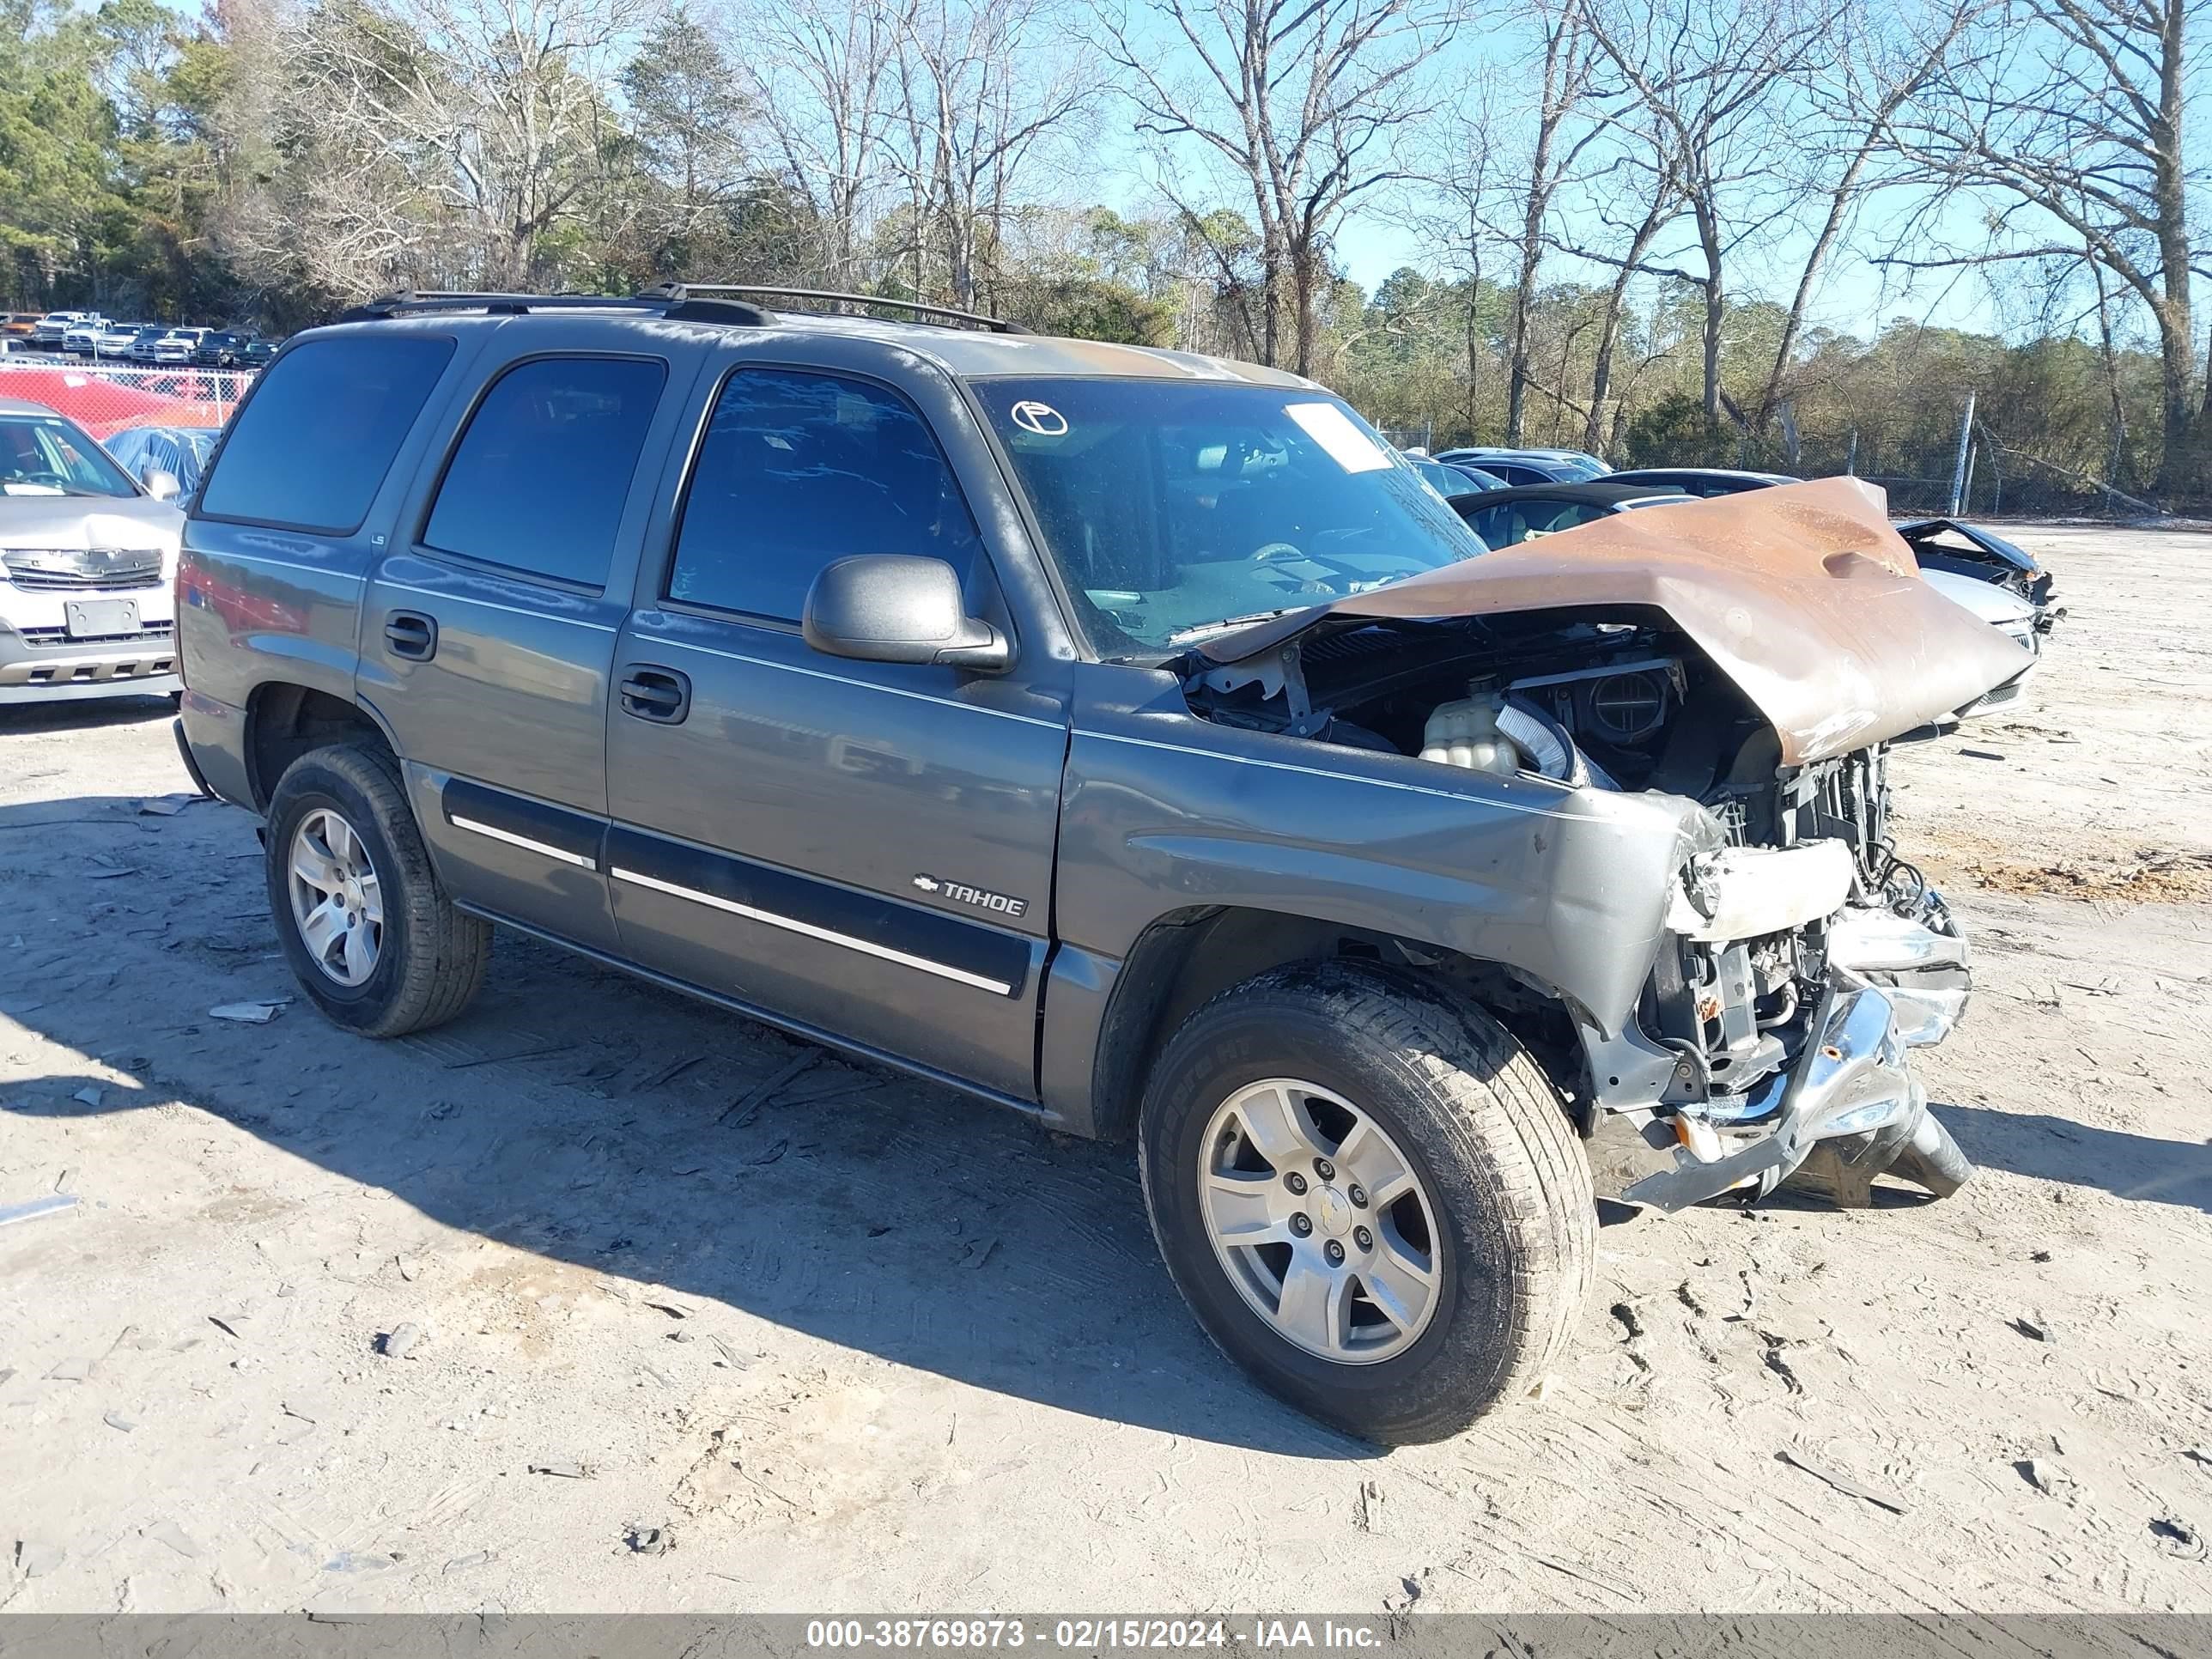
{"left": 727, "top": 0, "right": 902, "bottom": 285}
{"left": 1097, "top": 0, "right": 1459, "bottom": 373}
{"left": 1576, "top": 165, "right": 1679, "bottom": 454}
{"left": 881, "top": 0, "right": 1097, "bottom": 307}
{"left": 1401, "top": 85, "right": 1503, "bottom": 437}
{"left": 1737, "top": 0, "right": 1979, "bottom": 439}
{"left": 275, "top": 0, "right": 647, "bottom": 293}
{"left": 1500, "top": 0, "right": 1599, "bottom": 441}
{"left": 1582, "top": 0, "right": 1840, "bottom": 429}
{"left": 1877, "top": 0, "right": 2208, "bottom": 489}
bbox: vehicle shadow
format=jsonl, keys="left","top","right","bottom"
{"left": 0, "top": 791, "right": 1374, "bottom": 1460}
{"left": 0, "top": 694, "right": 176, "bottom": 736}
{"left": 1932, "top": 1101, "right": 2212, "bottom": 1215}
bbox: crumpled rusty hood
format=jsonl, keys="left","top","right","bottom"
{"left": 1200, "top": 476, "right": 2035, "bottom": 766}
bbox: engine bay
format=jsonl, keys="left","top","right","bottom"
{"left": 1180, "top": 612, "right": 1965, "bottom": 1133}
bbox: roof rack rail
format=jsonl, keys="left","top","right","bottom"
{"left": 629, "top": 284, "right": 776, "bottom": 327}
{"left": 338, "top": 290, "right": 669, "bottom": 322}
{"left": 337, "top": 283, "right": 1020, "bottom": 336}
{"left": 667, "top": 284, "right": 1027, "bottom": 335}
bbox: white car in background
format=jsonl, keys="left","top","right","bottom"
{"left": 61, "top": 315, "right": 112, "bottom": 355}
{"left": 150, "top": 327, "right": 209, "bottom": 364}
{"left": 0, "top": 397, "right": 184, "bottom": 704}
{"left": 30, "top": 312, "right": 92, "bottom": 349}
{"left": 94, "top": 319, "right": 145, "bottom": 358}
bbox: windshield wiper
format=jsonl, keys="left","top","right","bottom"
{"left": 1165, "top": 606, "right": 1309, "bottom": 645}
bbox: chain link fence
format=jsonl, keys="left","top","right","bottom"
{"left": 0, "top": 356, "right": 254, "bottom": 441}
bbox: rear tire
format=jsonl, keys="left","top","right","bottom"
{"left": 264, "top": 743, "right": 490, "bottom": 1036}
{"left": 1138, "top": 961, "right": 1595, "bottom": 1444}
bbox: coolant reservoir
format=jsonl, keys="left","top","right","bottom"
{"left": 1420, "top": 695, "right": 1522, "bottom": 775}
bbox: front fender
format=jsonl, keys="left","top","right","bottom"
{"left": 1055, "top": 669, "right": 1716, "bottom": 1039}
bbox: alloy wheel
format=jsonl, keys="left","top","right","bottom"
{"left": 287, "top": 807, "right": 384, "bottom": 988}
{"left": 1198, "top": 1078, "right": 1443, "bottom": 1364}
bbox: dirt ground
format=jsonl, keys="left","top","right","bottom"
{"left": 3, "top": 523, "right": 2209, "bottom": 1616}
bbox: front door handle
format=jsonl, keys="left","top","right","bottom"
{"left": 384, "top": 611, "right": 438, "bottom": 660}
{"left": 618, "top": 665, "right": 690, "bottom": 725}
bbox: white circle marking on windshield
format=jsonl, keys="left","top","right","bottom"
{"left": 1010, "top": 400, "right": 1068, "bottom": 437}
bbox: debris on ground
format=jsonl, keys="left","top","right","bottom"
{"left": 143, "top": 1521, "right": 201, "bottom": 1559}
{"left": 2151, "top": 1518, "right": 2205, "bottom": 1560}
{"left": 1354, "top": 1480, "right": 1385, "bottom": 1534}
{"left": 0, "top": 1194, "right": 76, "bottom": 1229}
{"left": 208, "top": 999, "right": 290, "bottom": 1024}
{"left": 718, "top": 1049, "right": 822, "bottom": 1127}
{"left": 623, "top": 1524, "right": 672, "bottom": 1555}
{"left": 379, "top": 1322, "right": 423, "bottom": 1360}
{"left": 529, "top": 1462, "right": 588, "bottom": 1480}
{"left": 1776, "top": 1448, "right": 1909, "bottom": 1515}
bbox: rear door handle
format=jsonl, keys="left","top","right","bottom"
{"left": 384, "top": 611, "right": 438, "bottom": 660}
{"left": 618, "top": 665, "right": 690, "bottom": 725}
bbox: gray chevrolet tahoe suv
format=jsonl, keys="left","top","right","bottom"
{"left": 175, "top": 286, "right": 2027, "bottom": 1443}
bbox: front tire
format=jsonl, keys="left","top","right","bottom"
{"left": 264, "top": 744, "right": 490, "bottom": 1037}
{"left": 1138, "top": 962, "right": 1595, "bottom": 1443}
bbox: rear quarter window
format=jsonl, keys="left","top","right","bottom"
{"left": 197, "top": 334, "right": 456, "bottom": 534}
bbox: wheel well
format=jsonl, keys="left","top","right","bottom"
{"left": 246, "top": 683, "right": 388, "bottom": 810}
{"left": 1087, "top": 907, "right": 1586, "bottom": 1142}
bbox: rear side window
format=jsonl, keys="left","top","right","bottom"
{"left": 668, "top": 368, "right": 983, "bottom": 622}
{"left": 198, "top": 335, "right": 454, "bottom": 533}
{"left": 422, "top": 356, "right": 668, "bottom": 588}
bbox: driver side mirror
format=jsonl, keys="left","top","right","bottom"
{"left": 142, "top": 467, "right": 180, "bottom": 502}
{"left": 802, "top": 556, "right": 1012, "bottom": 673}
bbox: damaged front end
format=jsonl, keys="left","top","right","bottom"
{"left": 1592, "top": 749, "right": 1978, "bottom": 1211}
{"left": 1183, "top": 478, "right": 2027, "bottom": 1211}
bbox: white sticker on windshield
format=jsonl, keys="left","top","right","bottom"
{"left": 1011, "top": 400, "right": 1067, "bottom": 437}
{"left": 1285, "top": 402, "right": 1391, "bottom": 473}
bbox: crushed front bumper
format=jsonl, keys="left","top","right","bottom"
{"left": 1623, "top": 898, "right": 1972, "bottom": 1212}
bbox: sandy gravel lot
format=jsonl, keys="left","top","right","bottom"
{"left": 2, "top": 524, "right": 2209, "bottom": 1615}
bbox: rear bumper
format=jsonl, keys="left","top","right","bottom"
{"left": 176, "top": 686, "right": 256, "bottom": 809}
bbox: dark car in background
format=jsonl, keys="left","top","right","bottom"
{"left": 1448, "top": 478, "right": 1692, "bottom": 547}
{"left": 193, "top": 331, "right": 270, "bottom": 368}
{"left": 1604, "top": 467, "right": 1796, "bottom": 497}
{"left": 1434, "top": 447, "right": 1608, "bottom": 485}
{"left": 1402, "top": 451, "right": 1505, "bottom": 498}
{"left": 1602, "top": 466, "right": 2060, "bottom": 621}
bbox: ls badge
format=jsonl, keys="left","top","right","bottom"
{"left": 913, "top": 873, "right": 1029, "bottom": 920}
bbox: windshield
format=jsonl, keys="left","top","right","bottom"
{"left": 973, "top": 378, "right": 1488, "bottom": 656}
{"left": 0, "top": 414, "right": 140, "bottom": 498}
